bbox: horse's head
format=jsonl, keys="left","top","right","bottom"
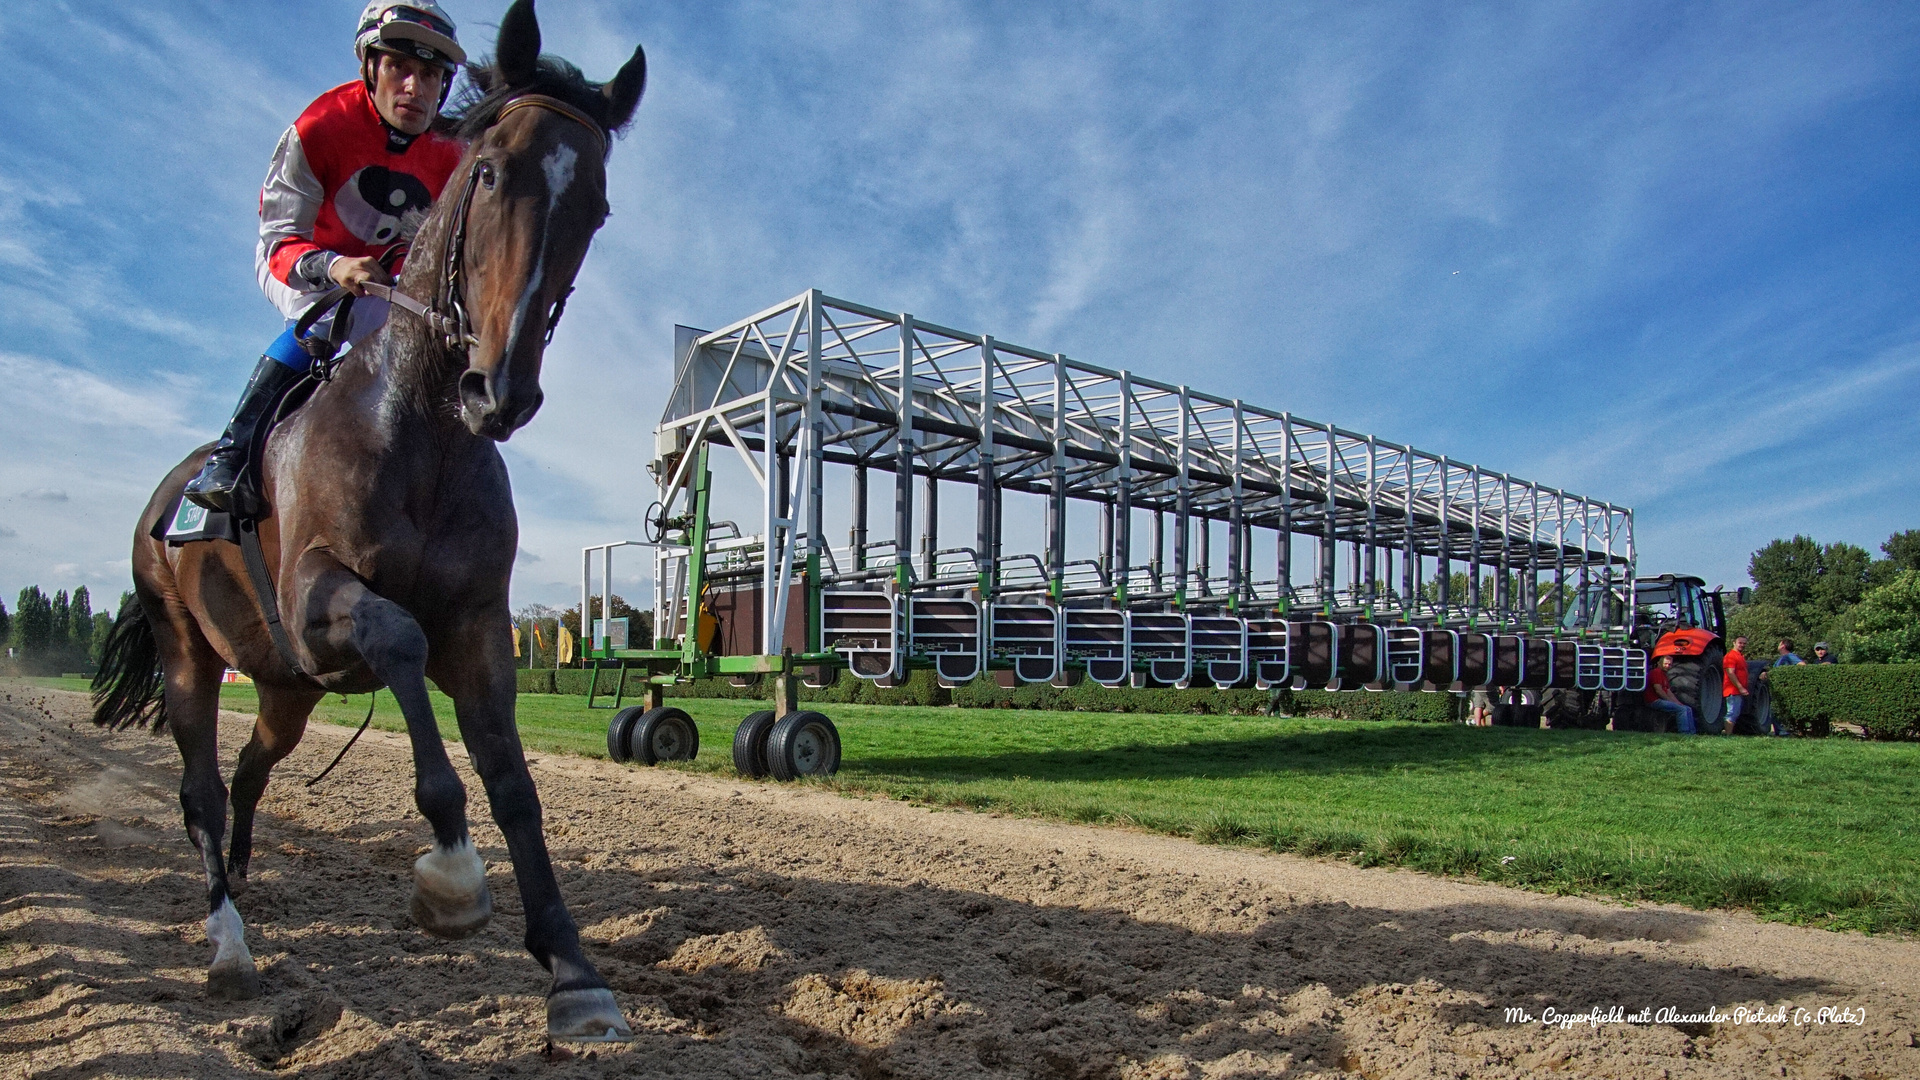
{"left": 449, "top": 0, "right": 645, "bottom": 440}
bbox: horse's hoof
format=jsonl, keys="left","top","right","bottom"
{"left": 204, "top": 898, "right": 259, "bottom": 1000}
{"left": 410, "top": 839, "right": 492, "bottom": 940}
{"left": 208, "top": 959, "right": 262, "bottom": 1001}
{"left": 547, "top": 988, "right": 632, "bottom": 1042}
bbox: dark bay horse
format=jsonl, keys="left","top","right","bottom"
{"left": 91, "top": 0, "right": 644, "bottom": 1042}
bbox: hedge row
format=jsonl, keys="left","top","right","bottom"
{"left": 1768, "top": 663, "right": 1920, "bottom": 740}
{"left": 514, "top": 666, "right": 1463, "bottom": 722}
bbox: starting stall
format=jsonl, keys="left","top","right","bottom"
{"left": 584, "top": 290, "right": 1647, "bottom": 778}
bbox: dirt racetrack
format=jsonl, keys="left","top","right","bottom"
{"left": 3, "top": 684, "right": 1917, "bottom": 1079}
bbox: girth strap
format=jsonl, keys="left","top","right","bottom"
{"left": 237, "top": 517, "right": 308, "bottom": 680}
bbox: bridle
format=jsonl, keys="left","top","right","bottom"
{"left": 296, "top": 94, "right": 607, "bottom": 374}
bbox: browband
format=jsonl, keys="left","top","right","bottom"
{"left": 495, "top": 94, "right": 608, "bottom": 158}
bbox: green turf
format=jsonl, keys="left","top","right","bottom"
{"left": 21, "top": 675, "right": 1918, "bottom": 934}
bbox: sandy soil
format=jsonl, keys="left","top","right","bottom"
{"left": 2, "top": 683, "right": 1917, "bottom": 1079}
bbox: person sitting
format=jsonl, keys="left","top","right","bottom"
{"left": 184, "top": 2, "right": 467, "bottom": 512}
{"left": 1811, "top": 642, "right": 1838, "bottom": 664}
{"left": 1644, "top": 654, "right": 1696, "bottom": 734}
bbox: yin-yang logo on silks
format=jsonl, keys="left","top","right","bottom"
{"left": 333, "top": 166, "right": 434, "bottom": 246}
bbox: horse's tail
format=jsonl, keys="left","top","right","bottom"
{"left": 91, "top": 596, "right": 166, "bottom": 732}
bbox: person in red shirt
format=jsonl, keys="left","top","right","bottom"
{"left": 1722, "top": 635, "right": 1750, "bottom": 734}
{"left": 185, "top": 3, "right": 467, "bottom": 512}
{"left": 1644, "top": 654, "right": 1697, "bottom": 733}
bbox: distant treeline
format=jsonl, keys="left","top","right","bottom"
{"left": 1726, "top": 530, "right": 1920, "bottom": 663}
{"left": 3, "top": 586, "right": 125, "bottom": 675}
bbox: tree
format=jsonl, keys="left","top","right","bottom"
{"left": 12, "top": 587, "right": 53, "bottom": 662}
{"left": 0, "top": 600, "right": 9, "bottom": 647}
{"left": 49, "top": 590, "right": 70, "bottom": 655}
{"left": 1808, "top": 541, "right": 1874, "bottom": 633}
{"left": 1749, "top": 536, "right": 1822, "bottom": 613}
{"left": 89, "top": 611, "right": 113, "bottom": 667}
{"left": 1727, "top": 601, "right": 1806, "bottom": 654}
{"left": 1849, "top": 570, "right": 1920, "bottom": 663}
{"left": 1883, "top": 530, "right": 1920, "bottom": 574}
{"left": 70, "top": 587, "right": 91, "bottom": 654}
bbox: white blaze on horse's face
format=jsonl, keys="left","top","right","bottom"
{"left": 542, "top": 143, "right": 577, "bottom": 213}
{"left": 503, "top": 142, "right": 580, "bottom": 357}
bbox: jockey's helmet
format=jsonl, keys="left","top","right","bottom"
{"left": 355, "top": 2, "right": 466, "bottom": 73}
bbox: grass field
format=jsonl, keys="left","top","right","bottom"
{"left": 22, "top": 675, "right": 1919, "bottom": 934}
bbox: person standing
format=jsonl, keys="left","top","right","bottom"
{"left": 1811, "top": 642, "right": 1838, "bottom": 664}
{"left": 1722, "top": 635, "right": 1750, "bottom": 734}
{"left": 1645, "top": 654, "right": 1697, "bottom": 734}
{"left": 1773, "top": 639, "right": 1805, "bottom": 667}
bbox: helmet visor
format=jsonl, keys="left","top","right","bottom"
{"left": 373, "top": 6, "right": 465, "bottom": 67}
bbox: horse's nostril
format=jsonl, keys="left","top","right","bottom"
{"left": 459, "top": 370, "right": 494, "bottom": 416}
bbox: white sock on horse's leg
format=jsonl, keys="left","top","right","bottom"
{"left": 411, "top": 837, "right": 492, "bottom": 939}
{"left": 205, "top": 897, "right": 262, "bottom": 1000}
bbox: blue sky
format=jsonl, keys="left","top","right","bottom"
{"left": 2, "top": 1, "right": 1917, "bottom": 615}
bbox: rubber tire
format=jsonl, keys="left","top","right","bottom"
{"left": 606, "top": 706, "right": 646, "bottom": 764}
{"left": 627, "top": 707, "right": 699, "bottom": 765}
{"left": 731, "top": 710, "right": 777, "bottom": 778}
{"left": 766, "top": 711, "right": 842, "bottom": 781}
{"left": 1665, "top": 644, "right": 1726, "bottom": 733}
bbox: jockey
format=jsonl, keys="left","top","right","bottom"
{"left": 185, "top": 2, "right": 468, "bottom": 512}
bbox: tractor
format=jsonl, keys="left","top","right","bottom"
{"left": 1556, "top": 574, "right": 1748, "bottom": 732}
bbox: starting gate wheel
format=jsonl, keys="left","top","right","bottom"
{"left": 626, "top": 706, "right": 699, "bottom": 765}
{"left": 731, "top": 710, "right": 777, "bottom": 778}
{"left": 767, "top": 711, "right": 842, "bottom": 781}
{"left": 606, "top": 706, "right": 647, "bottom": 764}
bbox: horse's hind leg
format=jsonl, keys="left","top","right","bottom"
{"left": 226, "top": 683, "right": 321, "bottom": 896}
{"left": 150, "top": 600, "right": 262, "bottom": 1000}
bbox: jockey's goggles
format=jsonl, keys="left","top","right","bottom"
{"left": 357, "top": 4, "right": 466, "bottom": 71}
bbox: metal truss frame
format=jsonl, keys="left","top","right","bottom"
{"left": 654, "top": 289, "right": 1635, "bottom": 657}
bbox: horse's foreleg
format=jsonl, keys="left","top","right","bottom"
{"left": 225, "top": 684, "right": 320, "bottom": 895}
{"left": 434, "top": 623, "right": 630, "bottom": 1042}
{"left": 294, "top": 553, "right": 491, "bottom": 939}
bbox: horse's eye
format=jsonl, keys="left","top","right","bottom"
{"left": 478, "top": 162, "right": 497, "bottom": 189}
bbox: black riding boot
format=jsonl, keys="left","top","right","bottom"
{"left": 183, "top": 355, "right": 305, "bottom": 513}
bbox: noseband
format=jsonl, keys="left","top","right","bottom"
{"left": 296, "top": 94, "right": 607, "bottom": 366}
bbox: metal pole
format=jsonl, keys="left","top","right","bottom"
{"left": 1150, "top": 508, "right": 1164, "bottom": 592}
{"left": 851, "top": 464, "right": 868, "bottom": 571}
{"left": 1364, "top": 436, "right": 1378, "bottom": 606}
{"left": 977, "top": 336, "right": 997, "bottom": 599}
{"left": 895, "top": 314, "right": 916, "bottom": 591}
{"left": 1227, "top": 401, "right": 1244, "bottom": 610}
{"left": 1402, "top": 448, "right": 1416, "bottom": 613}
{"left": 1049, "top": 354, "right": 1068, "bottom": 601}
{"left": 1278, "top": 413, "right": 1292, "bottom": 612}
{"left": 1174, "top": 387, "right": 1191, "bottom": 608}
{"left": 1196, "top": 514, "right": 1210, "bottom": 597}
{"left": 1437, "top": 457, "right": 1452, "bottom": 620}
{"left": 1321, "top": 427, "right": 1336, "bottom": 612}
{"left": 921, "top": 471, "right": 939, "bottom": 581}
{"left": 1115, "top": 371, "right": 1133, "bottom": 606}
{"left": 1468, "top": 466, "right": 1483, "bottom": 621}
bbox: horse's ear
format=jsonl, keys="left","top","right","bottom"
{"left": 603, "top": 45, "right": 647, "bottom": 131}
{"left": 496, "top": 0, "right": 542, "bottom": 88}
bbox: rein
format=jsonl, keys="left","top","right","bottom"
{"left": 292, "top": 94, "right": 606, "bottom": 376}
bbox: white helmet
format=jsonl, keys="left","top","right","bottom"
{"left": 355, "top": 1, "right": 466, "bottom": 71}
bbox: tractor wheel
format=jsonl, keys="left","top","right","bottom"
{"left": 766, "top": 711, "right": 842, "bottom": 781}
{"left": 1665, "top": 645, "right": 1726, "bottom": 733}
{"left": 606, "top": 706, "right": 646, "bottom": 763}
{"left": 731, "top": 710, "right": 777, "bottom": 778}
{"left": 627, "top": 707, "right": 699, "bottom": 765}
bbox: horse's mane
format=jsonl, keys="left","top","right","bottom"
{"left": 438, "top": 54, "right": 632, "bottom": 147}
